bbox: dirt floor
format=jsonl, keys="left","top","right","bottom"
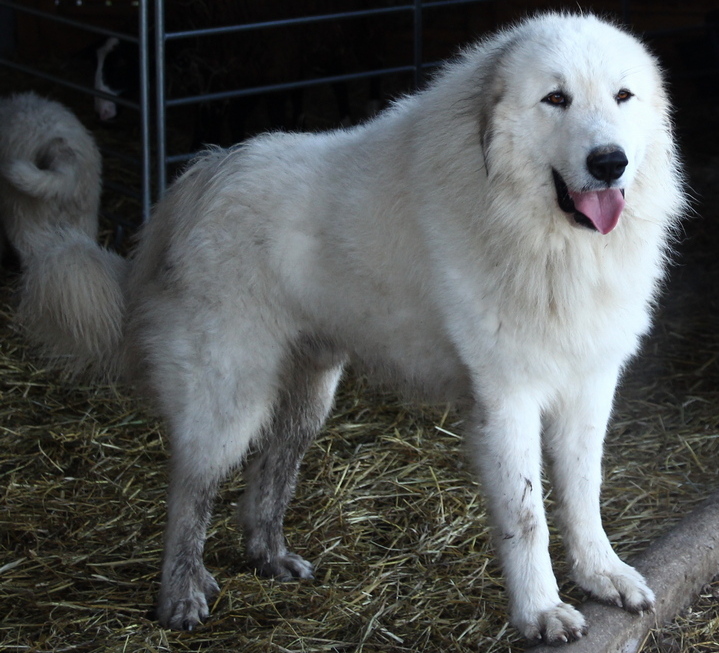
{"left": 1, "top": 17, "right": 719, "bottom": 653}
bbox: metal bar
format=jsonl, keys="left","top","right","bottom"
{"left": 0, "top": 57, "right": 141, "bottom": 109}
{"left": 165, "top": 65, "right": 418, "bottom": 108}
{"left": 155, "top": 0, "right": 167, "bottom": 199}
{"left": 0, "top": 0, "right": 139, "bottom": 43}
{"left": 139, "top": 0, "right": 152, "bottom": 221}
{"left": 166, "top": 152, "right": 200, "bottom": 165}
{"left": 414, "top": 0, "right": 423, "bottom": 88}
{"left": 166, "top": 5, "right": 413, "bottom": 41}
{"left": 164, "top": 0, "right": 486, "bottom": 41}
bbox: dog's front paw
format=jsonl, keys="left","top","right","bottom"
{"left": 250, "top": 552, "right": 314, "bottom": 581}
{"left": 515, "top": 602, "right": 587, "bottom": 644}
{"left": 157, "top": 568, "right": 220, "bottom": 631}
{"left": 574, "top": 560, "right": 654, "bottom": 613}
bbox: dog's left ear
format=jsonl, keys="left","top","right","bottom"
{"left": 475, "top": 39, "right": 513, "bottom": 176}
{"left": 477, "top": 96, "right": 494, "bottom": 176}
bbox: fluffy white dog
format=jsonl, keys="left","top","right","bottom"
{"left": 9, "top": 13, "right": 686, "bottom": 643}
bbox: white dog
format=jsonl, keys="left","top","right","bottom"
{"left": 10, "top": 13, "right": 685, "bottom": 643}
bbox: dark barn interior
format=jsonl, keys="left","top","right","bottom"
{"left": 0, "top": 1, "right": 717, "bottom": 651}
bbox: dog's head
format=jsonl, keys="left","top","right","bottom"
{"left": 477, "top": 14, "right": 670, "bottom": 235}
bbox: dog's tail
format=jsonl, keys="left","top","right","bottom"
{"left": 1, "top": 137, "right": 80, "bottom": 200}
{"left": 16, "top": 226, "right": 129, "bottom": 379}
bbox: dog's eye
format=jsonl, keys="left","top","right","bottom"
{"left": 615, "top": 89, "right": 633, "bottom": 103}
{"left": 542, "top": 91, "right": 568, "bottom": 107}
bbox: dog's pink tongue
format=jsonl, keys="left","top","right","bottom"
{"left": 569, "top": 188, "right": 625, "bottom": 234}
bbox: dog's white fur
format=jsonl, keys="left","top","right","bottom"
{"left": 9, "top": 14, "right": 685, "bottom": 642}
{"left": 0, "top": 92, "right": 127, "bottom": 368}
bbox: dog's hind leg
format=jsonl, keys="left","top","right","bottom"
{"left": 154, "top": 329, "right": 282, "bottom": 631}
{"left": 238, "top": 341, "right": 345, "bottom": 580}
{"left": 157, "top": 466, "right": 224, "bottom": 631}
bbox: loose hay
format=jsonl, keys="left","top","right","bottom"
{"left": 1, "top": 72, "right": 718, "bottom": 653}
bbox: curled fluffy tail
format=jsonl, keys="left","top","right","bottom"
{"left": 1, "top": 137, "right": 79, "bottom": 200}
{"left": 17, "top": 227, "right": 129, "bottom": 379}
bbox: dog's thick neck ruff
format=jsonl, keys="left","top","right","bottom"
{"left": 552, "top": 169, "right": 625, "bottom": 234}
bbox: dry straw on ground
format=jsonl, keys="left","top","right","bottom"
{"left": 1, "top": 61, "right": 718, "bottom": 653}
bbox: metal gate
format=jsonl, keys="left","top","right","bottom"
{"left": 0, "top": 0, "right": 492, "bottom": 222}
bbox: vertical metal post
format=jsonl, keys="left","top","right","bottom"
{"left": 413, "top": 0, "right": 423, "bottom": 88}
{"left": 138, "top": 0, "right": 152, "bottom": 221}
{"left": 155, "top": 0, "right": 167, "bottom": 200}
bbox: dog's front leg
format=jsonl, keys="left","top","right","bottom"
{"left": 468, "top": 393, "right": 586, "bottom": 644}
{"left": 544, "top": 369, "right": 655, "bottom": 614}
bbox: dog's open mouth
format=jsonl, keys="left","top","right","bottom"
{"left": 552, "top": 169, "right": 625, "bottom": 235}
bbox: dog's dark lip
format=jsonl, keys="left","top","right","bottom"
{"left": 552, "top": 169, "right": 576, "bottom": 213}
{"left": 551, "top": 168, "right": 625, "bottom": 232}
{"left": 552, "top": 168, "right": 593, "bottom": 231}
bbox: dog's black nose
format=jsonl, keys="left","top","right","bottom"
{"left": 586, "top": 147, "right": 628, "bottom": 183}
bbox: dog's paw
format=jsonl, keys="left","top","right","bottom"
{"left": 574, "top": 561, "right": 655, "bottom": 613}
{"left": 251, "top": 552, "right": 315, "bottom": 581}
{"left": 157, "top": 569, "right": 220, "bottom": 631}
{"left": 516, "top": 602, "right": 587, "bottom": 644}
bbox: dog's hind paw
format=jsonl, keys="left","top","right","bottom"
{"left": 157, "top": 569, "right": 220, "bottom": 631}
{"left": 161, "top": 595, "right": 210, "bottom": 631}
{"left": 517, "top": 602, "right": 587, "bottom": 644}
{"left": 251, "top": 552, "right": 315, "bottom": 581}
